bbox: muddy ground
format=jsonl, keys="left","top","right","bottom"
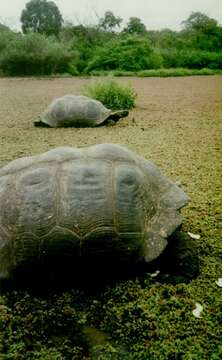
{"left": 0, "top": 76, "right": 222, "bottom": 359}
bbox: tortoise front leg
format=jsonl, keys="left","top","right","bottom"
{"left": 102, "top": 110, "right": 129, "bottom": 126}
{"left": 108, "top": 110, "right": 129, "bottom": 122}
{"left": 34, "top": 119, "right": 51, "bottom": 127}
{"left": 0, "top": 230, "right": 13, "bottom": 281}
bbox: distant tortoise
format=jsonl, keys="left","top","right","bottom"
{"left": 34, "top": 95, "right": 129, "bottom": 128}
{"left": 0, "top": 144, "right": 189, "bottom": 281}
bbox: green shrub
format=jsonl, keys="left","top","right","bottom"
{"left": 61, "top": 24, "right": 115, "bottom": 73}
{"left": 86, "top": 35, "right": 156, "bottom": 72}
{"left": 180, "top": 50, "right": 222, "bottom": 69}
{"left": 160, "top": 49, "right": 182, "bottom": 68}
{"left": 143, "top": 50, "right": 164, "bottom": 69}
{"left": 82, "top": 77, "right": 137, "bottom": 110}
{"left": 161, "top": 49, "right": 222, "bottom": 69}
{"left": 0, "top": 28, "right": 17, "bottom": 53}
{"left": 0, "top": 33, "right": 76, "bottom": 76}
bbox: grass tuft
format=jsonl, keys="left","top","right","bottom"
{"left": 82, "top": 77, "right": 137, "bottom": 110}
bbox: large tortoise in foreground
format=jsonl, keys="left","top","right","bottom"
{"left": 0, "top": 144, "right": 189, "bottom": 281}
{"left": 34, "top": 95, "right": 129, "bottom": 128}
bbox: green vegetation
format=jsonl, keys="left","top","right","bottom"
{"left": 137, "top": 68, "right": 222, "bottom": 77}
{"left": 1, "top": 275, "right": 222, "bottom": 359}
{"left": 0, "top": 5, "right": 222, "bottom": 76}
{"left": 82, "top": 77, "right": 137, "bottom": 110}
{"left": 87, "top": 68, "right": 222, "bottom": 77}
{"left": 85, "top": 36, "right": 162, "bottom": 72}
{"left": 0, "top": 32, "right": 75, "bottom": 76}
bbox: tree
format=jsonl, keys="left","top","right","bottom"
{"left": 20, "top": 0, "right": 63, "bottom": 36}
{"left": 123, "top": 17, "right": 147, "bottom": 35}
{"left": 99, "top": 11, "right": 122, "bottom": 32}
{"left": 182, "top": 12, "right": 222, "bottom": 51}
{"left": 182, "top": 12, "right": 218, "bottom": 33}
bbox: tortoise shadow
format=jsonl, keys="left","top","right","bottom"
{"left": 1, "top": 231, "right": 199, "bottom": 296}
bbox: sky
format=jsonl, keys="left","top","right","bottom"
{"left": 0, "top": 0, "right": 222, "bottom": 31}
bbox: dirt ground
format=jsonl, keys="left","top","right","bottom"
{"left": 0, "top": 75, "right": 221, "bottom": 205}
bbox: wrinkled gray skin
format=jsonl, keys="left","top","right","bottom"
{"left": 34, "top": 95, "right": 129, "bottom": 128}
{"left": 0, "top": 144, "right": 189, "bottom": 279}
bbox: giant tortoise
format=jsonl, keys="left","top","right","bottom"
{"left": 34, "top": 95, "right": 129, "bottom": 128}
{"left": 0, "top": 144, "right": 189, "bottom": 282}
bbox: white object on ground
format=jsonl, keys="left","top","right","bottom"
{"left": 192, "top": 303, "right": 203, "bottom": 318}
{"left": 215, "top": 278, "right": 222, "bottom": 287}
{"left": 149, "top": 270, "right": 160, "bottom": 278}
{"left": 188, "top": 232, "right": 200, "bottom": 240}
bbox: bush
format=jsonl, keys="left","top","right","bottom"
{"left": 62, "top": 25, "right": 115, "bottom": 74}
{"left": 160, "top": 49, "right": 182, "bottom": 68}
{"left": 0, "top": 29, "right": 18, "bottom": 75}
{"left": 82, "top": 77, "right": 136, "bottom": 110}
{"left": 86, "top": 35, "right": 156, "bottom": 72}
{"left": 0, "top": 27, "right": 17, "bottom": 52}
{"left": 179, "top": 50, "right": 222, "bottom": 69}
{"left": 144, "top": 50, "right": 164, "bottom": 69}
{"left": 161, "top": 49, "right": 222, "bottom": 69}
{"left": 0, "top": 32, "right": 76, "bottom": 76}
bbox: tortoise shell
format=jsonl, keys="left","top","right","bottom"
{"left": 0, "top": 144, "right": 189, "bottom": 279}
{"left": 37, "top": 95, "right": 128, "bottom": 127}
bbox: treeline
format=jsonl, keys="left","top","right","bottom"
{"left": 0, "top": 0, "right": 222, "bottom": 76}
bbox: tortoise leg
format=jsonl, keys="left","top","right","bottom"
{"left": 34, "top": 120, "right": 51, "bottom": 127}
{"left": 155, "top": 230, "right": 199, "bottom": 283}
{"left": 102, "top": 110, "right": 129, "bottom": 126}
{"left": 0, "top": 231, "right": 12, "bottom": 282}
{"left": 108, "top": 110, "right": 129, "bottom": 122}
